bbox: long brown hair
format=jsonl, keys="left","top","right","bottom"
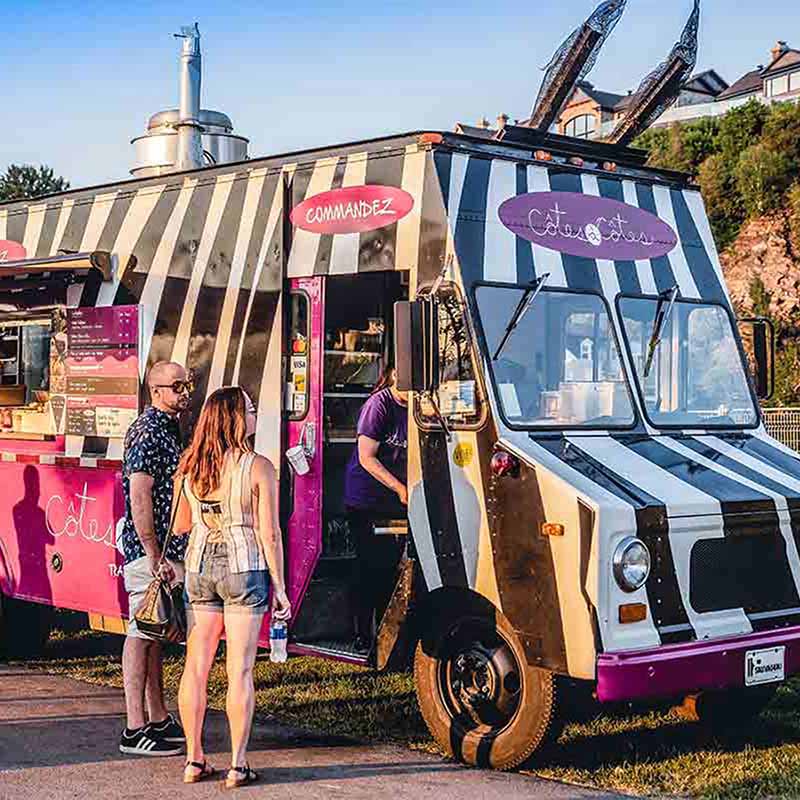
{"left": 371, "top": 364, "right": 396, "bottom": 395}
{"left": 177, "top": 386, "right": 252, "bottom": 497}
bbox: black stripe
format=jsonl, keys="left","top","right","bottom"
{"left": 57, "top": 197, "right": 93, "bottom": 253}
{"left": 635, "top": 184, "right": 677, "bottom": 293}
{"left": 5, "top": 207, "right": 27, "bottom": 247}
{"left": 35, "top": 203, "right": 63, "bottom": 258}
{"left": 358, "top": 151, "right": 405, "bottom": 273}
{"left": 734, "top": 435, "right": 800, "bottom": 483}
{"left": 670, "top": 190, "right": 726, "bottom": 304}
{"left": 515, "top": 165, "right": 535, "bottom": 284}
{"left": 114, "top": 182, "right": 184, "bottom": 306}
{"left": 184, "top": 173, "right": 249, "bottom": 421}
{"left": 597, "top": 178, "right": 641, "bottom": 295}
{"left": 224, "top": 171, "right": 282, "bottom": 385}
{"left": 418, "top": 431, "right": 468, "bottom": 587}
{"left": 314, "top": 156, "right": 346, "bottom": 275}
{"left": 416, "top": 147, "right": 450, "bottom": 287}
{"left": 547, "top": 171, "right": 602, "bottom": 293}
{"left": 96, "top": 191, "right": 136, "bottom": 252}
{"left": 536, "top": 435, "right": 692, "bottom": 642}
{"left": 237, "top": 290, "right": 280, "bottom": 410}
{"left": 453, "top": 156, "right": 491, "bottom": 287}
{"left": 578, "top": 501, "right": 603, "bottom": 654}
{"left": 78, "top": 268, "right": 104, "bottom": 307}
{"left": 433, "top": 150, "right": 452, "bottom": 214}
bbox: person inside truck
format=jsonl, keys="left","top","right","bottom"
{"left": 343, "top": 365, "right": 407, "bottom": 652}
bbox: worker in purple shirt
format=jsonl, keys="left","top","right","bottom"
{"left": 343, "top": 366, "right": 408, "bottom": 652}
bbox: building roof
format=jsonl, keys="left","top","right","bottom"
{"left": 453, "top": 123, "right": 497, "bottom": 139}
{"left": 764, "top": 48, "right": 800, "bottom": 75}
{"left": 683, "top": 69, "right": 729, "bottom": 96}
{"left": 716, "top": 67, "right": 764, "bottom": 100}
{"left": 574, "top": 81, "right": 626, "bottom": 110}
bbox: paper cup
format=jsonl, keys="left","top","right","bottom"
{"left": 286, "top": 444, "right": 310, "bottom": 476}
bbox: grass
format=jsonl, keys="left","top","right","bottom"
{"left": 14, "top": 613, "right": 800, "bottom": 798}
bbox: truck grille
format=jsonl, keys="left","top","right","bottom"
{"left": 690, "top": 534, "right": 800, "bottom": 615}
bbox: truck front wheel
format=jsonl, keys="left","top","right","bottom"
{"left": 414, "top": 608, "right": 562, "bottom": 770}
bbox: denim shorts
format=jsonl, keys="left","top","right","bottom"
{"left": 185, "top": 542, "right": 269, "bottom": 614}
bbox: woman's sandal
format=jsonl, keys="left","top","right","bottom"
{"left": 225, "top": 765, "right": 258, "bottom": 789}
{"left": 183, "top": 760, "right": 216, "bottom": 784}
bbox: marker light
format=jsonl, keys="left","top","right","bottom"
{"left": 619, "top": 603, "right": 647, "bottom": 624}
{"left": 613, "top": 537, "right": 651, "bottom": 593}
{"left": 490, "top": 450, "right": 520, "bottom": 478}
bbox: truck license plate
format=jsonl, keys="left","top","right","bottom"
{"left": 745, "top": 646, "right": 785, "bottom": 686}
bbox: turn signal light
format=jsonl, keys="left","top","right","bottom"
{"left": 490, "top": 450, "right": 520, "bottom": 478}
{"left": 619, "top": 603, "right": 647, "bottom": 624}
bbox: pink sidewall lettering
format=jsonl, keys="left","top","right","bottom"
{"left": 291, "top": 185, "right": 414, "bottom": 235}
{"left": 0, "top": 240, "right": 26, "bottom": 262}
{"left": 498, "top": 191, "right": 678, "bottom": 261}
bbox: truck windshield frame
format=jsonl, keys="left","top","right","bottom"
{"left": 472, "top": 282, "right": 637, "bottom": 431}
{"left": 617, "top": 293, "right": 760, "bottom": 430}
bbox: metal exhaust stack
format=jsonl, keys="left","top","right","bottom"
{"left": 174, "top": 23, "right": 204, "bottom": 171}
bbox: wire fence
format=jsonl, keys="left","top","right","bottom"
{"left": 763, "top": 408, "right": 800, "bottom": 453}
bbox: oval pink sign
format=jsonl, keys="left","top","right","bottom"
{"left": 0, "top": 240, "right": 26, "bottom": 263}
{"left": 291, "top": 185, "right": 414, "bottom": 235}
{"left": 498, "top": 191, "right": 678, "bottom": 260}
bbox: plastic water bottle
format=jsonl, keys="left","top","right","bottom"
{"left": 269, "top": 620, "right": 288, "bottom": 663}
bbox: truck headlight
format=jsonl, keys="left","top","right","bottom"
{"left": 613, "top": 537, "right": 651, "bottom": 593}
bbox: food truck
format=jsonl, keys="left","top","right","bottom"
{"left": 2, "top": 3, "right": 800, "bottom": 771}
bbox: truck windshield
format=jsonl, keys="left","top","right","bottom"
{"left": 619, "top": 296, "right": 758, "bottom": 428}
{"left": 475, "top": 285, "right": 635, "bottom": 428}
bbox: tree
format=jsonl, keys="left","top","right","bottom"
{"left": 0, "top": 164, "right": 69, "bottom": 201}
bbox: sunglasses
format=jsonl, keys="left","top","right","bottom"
{"left": 154, "top": 380, "right": 194, "bottom": 394}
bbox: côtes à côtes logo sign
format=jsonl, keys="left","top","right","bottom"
{"left": 291, "top": 185, "right": 414, "bottom": 235}
{"left": 498, "top": 191, "right": 678, "bottom": 261}
{"left": 0, "top": 240, "right": 26, "bottom": 263}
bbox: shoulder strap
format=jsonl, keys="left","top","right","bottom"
{"left": 159, "top": 475, "right": 186, "bottom": 567}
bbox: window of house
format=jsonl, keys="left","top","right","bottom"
{"left": 767, "top": 75, "right": 790, "bottom": 97}
{"left": 790, "top": 71, "right": 800, "bottom": 93}
{"left": 564, "top": 114, "right": 597, "bottom": 140}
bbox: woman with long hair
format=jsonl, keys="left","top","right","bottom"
{"left": 174, "top": 386, "right": 290, "bottom": 788}
{"left": 343, "top": 365, "right": 408, "bottom": 652}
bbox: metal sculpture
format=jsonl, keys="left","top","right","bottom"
{"left": 525, "top": 0, "right": 627, "bottom": 132}
{"left": 607, "top": 0, "right": 700, "bottom": 146}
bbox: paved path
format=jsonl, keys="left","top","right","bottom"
{"left": 0, "top": 664, "right": 621, "bottom": 799}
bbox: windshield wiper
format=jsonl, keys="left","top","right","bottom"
{"left": 643, "top": 285, "right": 679, "bottom": 379}
{"left": 492, "top": 273, "right": 550, "bottom": 361}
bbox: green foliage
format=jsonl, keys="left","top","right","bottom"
{"left": 0, "top": 164, "right": 69, "bottom": 201}
{"left": 715, "top": 100, "right": 769, "bottom": 162}
{"left": 734, "top": 143, "right": 793, "bottom": 216}
{"left": 635, "top": 118, "right": 720, "bottom": 174}
{"left": 698, "top": 154, "right": 743, "bottom": 250}
{"left": 788, "top": 182, "right": 800, "bottom": 256}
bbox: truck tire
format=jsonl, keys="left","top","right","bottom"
{"left": 0, "top": 596, "right": 54, "bottom": 658}
{"left": 677, "top": 684, "right": 778, "bottom": 728}
{"left": 414, "top": 606, "right": 562, "bottom": 770}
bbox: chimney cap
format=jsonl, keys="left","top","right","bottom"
{"left": 771, "top": 40, "right": 789, "bottom": 61}
{"left": 496, "top": 113, "right": 510, "bottom": 130}
{"left": 476, "top": 116, "right": 491, "bottom": 129}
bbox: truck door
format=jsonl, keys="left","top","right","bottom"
{"left": 282, "top": 277, "right": 324, "bottom": 631}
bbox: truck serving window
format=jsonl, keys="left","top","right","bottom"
{"left": 619, "top": 296, "right": 758, "bottom": 428}
{"left": 475, "top": 285, "right": 634, "bottom": 428}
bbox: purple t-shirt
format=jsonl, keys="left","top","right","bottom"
{"left": 344, "top": 388, "right": 408, "bottom": 512}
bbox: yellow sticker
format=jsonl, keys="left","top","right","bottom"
{"left": 453, "top": 442, "right": 474, "bottom": 468}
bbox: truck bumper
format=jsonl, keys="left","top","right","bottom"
{"left": 596, "top": 624, "right": 800, "bottom": 703}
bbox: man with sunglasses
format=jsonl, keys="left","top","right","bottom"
{"left": 119, "top": 361, "right": 193, "bottom": 757}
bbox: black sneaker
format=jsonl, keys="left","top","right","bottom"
{"left": 119, "top": 726, "right": 183, "bottom": 756}
{"left": 148, "top": 713, "right": 186, "bottom": 743}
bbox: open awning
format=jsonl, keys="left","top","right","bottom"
{"left": 0, "top": 251, "right": 115, "bottom": 281}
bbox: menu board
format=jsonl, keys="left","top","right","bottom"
{"left": 61, "top": 306, "right": 141, "bottom": 439}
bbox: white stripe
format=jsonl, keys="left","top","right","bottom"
{"left": 688, "top": 436, "right": 800, "bottom": 599}
{"left": 171, "top": 176, "right": 236, "bottom": 365}
{"left": 79, "top": 192, "right": 118, "bottom": 252}
{"left": 446, "top": 436, "right": 481, "bottom": 588}
{"left": 483, "top": 159, "right": 517, "bottom": 283}
{"left": 652, "top": 184, "right": 700, "bottom": 299}
{"left": 231, "top": 166, "right": 293, "bottom": 384}
{"left": 254, "top": 296, "right": 283, "bottom": 468}
{"left": 286, "top": 159, "right": 338, "bottom": 278}
{"left": 22, "top": 203, "right": 47, "bottom": 257}
{"left": 621, "top": 181, "right": 658, "bottom": 295}
{"left": 96, "top": 188, "right": 165, "bottom": 306}
{"left": 49, "top": 199, "right": 75, "bottom": 256}
{"left": 394, "top": 145, "right": 427, "bottom": 274}
{"left": 0, "top": 209, "right": 6, "bottom": 240}
{"left": 329, "top": 154, "right": 369, "bottom": 275}
{"left": 138, "top": 178, "right": 198, "bottom": 366}
{"left": 206, "top": 169, "right": 268, "bottom": 395}
{"left": 754, "top": 428, "right": 800, "bottom": 463}
{"left": 569, "top": 435, "right": 751, "bottom": 640}
{"left": 526, "top": 166, "right": 568, "bottom": 287}
{"left": 682, "top": 189, "right": 730, "bottom": 301}
{"left": 580, "top": 175, "right": 620, "bottom": 299}
{"left": 439, "top": 154, "right": 469, "bottom": 288}
{"left": 407, "top": 475, "right": 443, "bottom": 592}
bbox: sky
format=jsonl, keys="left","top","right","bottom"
{"left": 0, "top": 0, "right": 798, "bottom": 189}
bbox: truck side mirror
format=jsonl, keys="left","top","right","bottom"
{"left": 738, "top": 317, "right": 775, "bottom": 400}
{"left": 394, "top": 300, "right": 439, "bottom": 393}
